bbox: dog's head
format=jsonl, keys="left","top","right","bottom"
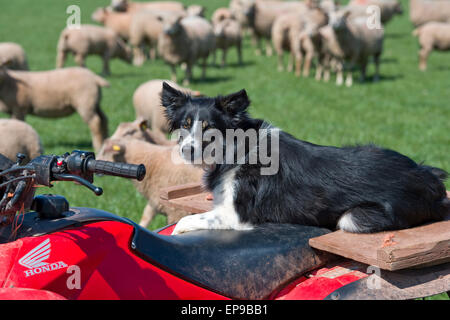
{"left": 161, "top": 82, "right": 251, "bottom": 165}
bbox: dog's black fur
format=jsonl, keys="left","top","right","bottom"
{"left": 161, "top": 82, "right": 449, "bottom": 232}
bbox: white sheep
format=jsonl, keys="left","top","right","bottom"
{"left": 128, "top": 10, "right": 169, "bottom": 66}
{"left": 91, "top": 7, "right": 133, "bottom": 40}
{"left": 110, "top": 0, "right": 185, "bottom": 13}
{"left": 0, "top": 43, "right": 29, "bottom": 71}
{"left": 0, "top": 119, "right": 43, "bottom": 162}
{"left": 56, "top": 24, "right": 132, "bottom": 75}
{"left": 413, "top": 22, "right": 450, "bottom": 71}
{"left": 327, "top": 10, "right": 384, "bottom": 86}
{"left": 410, "top": 0, "right": 450, "bottom": 27}
{"left": 97, "top": 137, "right": 203, "bottom": 228}
{"left": 213, "top": 18, "right": 243, "bottom": 67}
{"left": 157, "top": 15, "right": 216, "bottom": 85}
{"left": 133, "top": 79, "right": 201, "bottom": 142}
{"left": 0, "top": 65, "right": 109, "bottom": 151}
{"left": 272, "top": 4, "right": 328, "bottom": 75}
{"left": 244, "top": 0, "right": 308, "bottom": 56}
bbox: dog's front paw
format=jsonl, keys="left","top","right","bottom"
{"left": 172, "top": 215, "right": 204, "bottom": 235}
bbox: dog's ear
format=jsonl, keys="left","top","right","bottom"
{"left": 161, "top": 81, "right": 188, "bottom": 110}
{"left": 216, "top": 89, "right": 250, "bottom": 115}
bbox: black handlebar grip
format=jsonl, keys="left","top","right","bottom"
{"left": 86, "top": 160, "right": 146, "bottom": 181}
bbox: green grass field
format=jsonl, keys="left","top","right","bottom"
{"left": 0, "top": 0, "right": 449, "bottom": 233}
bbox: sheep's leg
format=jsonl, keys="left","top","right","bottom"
{"left": 74, "top": 53, "right": 86, "bottom": 68}
{"left": 102, "top": 51, "right": 111, "bottom": 76}
{"left": 373, "top": 53, "right": 381, "bottom": 82}
{"left": 419, "top": 47, "right": 430, "bottom": 71}
{"left": 254, "top": 35, "right": 263, "bottom": 56}
{"left": 56, "top": 50, "right": 67, "bottom": 68}
{"left": 336, "top": 60, "right": 344, "bottom": 86}
{"left": 237, "top": 40, "right": 243, "bottom": 66}
{"left": 11, "top": 110, "right": 26, "bottom": 121}
{"left": 295, "top": 52, "right": 303, "bottom": 77}
{"left": 303, "top": 50, "right": 314, "bottom": 78}
{"left": 287, "top": 51, "right": 294, "bottom": 73}
{"left": 221, "top": 48, "right": 227, "bottom": 68}
{"left": 170, "top": 64, "right": 177, "bottom": 83}
{"left": 183, "top": 63, "right": 193, "bottom": 86}
{"left": 139, "top": 203, "right": 156, "bottom": 228}
{"left": 265, "top": 40, "right": 273, "bottom": 57}
{"left": 79, "top": 107, "right": 108, "bottom": 152}
{"left": 359, "top": 61, "right": 367, "bottom": 83}
{"left": 276, "top": 50, "right": 284, "bottom": 72}
{"left": 345, "top": 57, "right": 357, "bottom": 87}
{"left": 132, "top": 46, "right": 145, "bottom": 66}
{"left": 149, "top": 41, "right": 157, "bottom": 61}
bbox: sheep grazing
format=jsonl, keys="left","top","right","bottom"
{"left": 410, "top": 0, "right": 450, "bottom": 27}
{"left": 244, "top": 0, "right": 308, "bottom": 56}
{"left": 91, "top": 7, "right": 132, "bottom": 40}
{"left": 0, "top": 43, "right": 29, "bottom": 71}
{"left": 133, "top": 79, "right": 201, "bottom": 142}
{"left": 158, "top": 15, "right": 216, "bottom": 85}
{"left": 0, "top": 65, "right": 109, "bottom": 151}
{"left": 347, "top": 0, "right": 403, "bottom": 25}
{"left": 56, "top": 24, "right": 132, "bottom": 75}
{"left": 129, "top": 10, "right": 169, "bottom": 66}
{"left": 0, "top": 119, "right": 43, "bottom": 162}
{"left": 272, "top": 4, "right": 328, "bottom": 75}
{"left": 97, "top": 137, "right": 203, "bottom": 228}
{"left": 110, "top": 0, "right": 185, "bottom": 13}
{"left": 413, "top": 22, "right": 450, "bottom": 71}
{"left": 327, "top": 10, "right": 384, "bottom": 86}
{"left": 316, "top": 25, "right": 345, "bottom": 82}
{"left": 213, "top": 18, "right": 243, "bottom": 67}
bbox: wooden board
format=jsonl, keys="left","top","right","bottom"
{"left": 160, "top": 183, "right": 213, "bottom": 214}
{"left": 309, "top": 211, "right": 450, "bottom": 271}
{"left": 161, "top": 184, "right": 450, "bottom": 271}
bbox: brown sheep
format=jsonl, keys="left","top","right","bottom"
{"left": 0, "top": 119, "right": 43, "bottom": 162}
{"left": 0, "top": 65, "right": 109, "bottom": 151}
{"left": 56, "top": 24, "right": 132, "bottom": 75}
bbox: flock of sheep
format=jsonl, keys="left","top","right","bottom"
{"left": 0, "top": 0, "right": 450, "bottom": 228}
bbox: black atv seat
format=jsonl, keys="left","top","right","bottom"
{"left": 133, "top": 224, "right": 333, "bottom": 299}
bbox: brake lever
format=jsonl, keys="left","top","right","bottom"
{"left": 53, "top": 173, "right": 103, "bottom": 196}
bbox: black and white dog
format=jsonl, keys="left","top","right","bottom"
{"left": 161, "top": 82, "right": 449, "bottom": 235}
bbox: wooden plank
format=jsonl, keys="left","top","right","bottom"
{"left": 160, "top": 183, "right": 205, "bottom": 200}
{"left": 310, "top": 210, "right": 450, "bottom": 271}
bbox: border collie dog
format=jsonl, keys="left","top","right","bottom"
{"left": 161, "top": 82, "right": 449, "bottom": 235}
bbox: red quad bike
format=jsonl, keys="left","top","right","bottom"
{"left": 0, "top": 150, "right": 448, "bottom": 300}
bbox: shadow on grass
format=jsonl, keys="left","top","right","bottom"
{"left": 190, "top": 75, "right": 234, "bottom": 84}
{"left": 361, "top": 74, "right": 404, "bottom": 84}
{"left": 210, "top": 61, "right": 256, "bottom": 69}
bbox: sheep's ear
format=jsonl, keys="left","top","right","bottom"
{"left": 138, "top": 118, "right": 149, "bottom": 131}
{"left": 216, "top": 89, "right": 250, "bottom": 115}
{"left": 161, "top": 82, "right": 188, "bottom": 109}
{"left": 0, "top": 59, "right": 11, "bottom": 69}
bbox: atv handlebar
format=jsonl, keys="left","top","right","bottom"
{"left": 0, "top": 150, "right": 146, "bottom": 216}
{"left": 85, "top": 159, "right": 146, "bottom": 182}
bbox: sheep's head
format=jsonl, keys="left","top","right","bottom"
{"left": 329, "top": 9, "right": 350, "bottom": 31}
{"left": 110, "top": 0, "right": 129, "bottom": 12}
{"left": 108, "top": 119, "right": 159, "bottom": 144}
{"left": 91, "top": 7, "right": 109, "bottom": 23}
{"left": 97, "top": 138, "right": 126, "bottom": 163}
{"left": 162, "top": 14, "right": 184, "bottom": 36}
{"left": 0, "top": 59, "right": 11, "bottom": 85}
